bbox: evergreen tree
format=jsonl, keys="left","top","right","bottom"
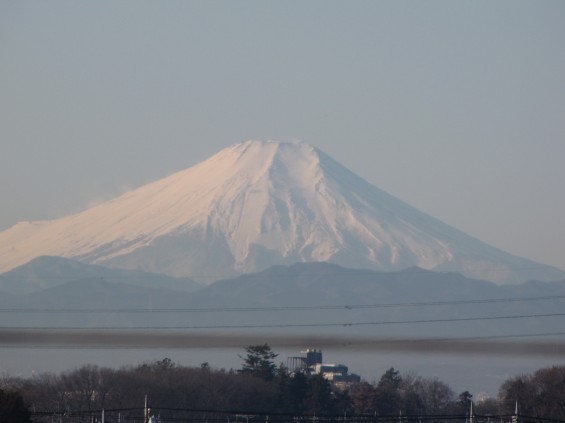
{"left": 275, "top": 366, "right": 309, "bottom": 414}
{"left": 375, "top": 367, "right": 402, "bottom": 415}
{"left": 306, "top": 373, "right": 334, "bottom": 415}
{"left": 456, "top": 391, "right": 473, "bottom": 413}
{"left": 238, "top": 344, "right": 278, "bottom": 381}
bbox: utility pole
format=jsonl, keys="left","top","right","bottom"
{"left": 144, "top": 395, "right": 148, "bottom": 423}
{"left": 512, "top": 401, "right": 519, "bottom": 423}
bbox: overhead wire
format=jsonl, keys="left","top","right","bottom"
{"left": 0, "top": 294, "right": 563, "bottom": 314}
{"left": 1, "top": 311, "right": 565, "bottom": 331}
{"left": 1, "top": 292, "right": 564, "bottom": 354}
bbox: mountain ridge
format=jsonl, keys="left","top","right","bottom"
{"left": 0, "top": 255, "right": 201, "bottom": 295}
{"left": 3, "top": 261, "right": 565, "bottom": 338}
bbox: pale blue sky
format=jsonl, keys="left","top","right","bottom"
{"left": 1, "top": 1, "right": 564, "bottom": 269}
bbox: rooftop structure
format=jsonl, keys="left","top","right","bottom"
{"left": 285, "top": 349, "right": 360, "bottom": 390}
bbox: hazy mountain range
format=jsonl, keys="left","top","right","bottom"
{"left": 1, "top": 256, "right": 564, "bottom": 396}
{"left": 1, "top": 141, "right": 563, "bottom": 284}
{"left": 2, "top": 257, "right": 564, "bottom": 340}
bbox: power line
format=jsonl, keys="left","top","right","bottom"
{"left": 0, "top": 294, "right": 563, "bottom": 314}
{"left": 28, "top": 405, "right": 549, "bottom": 422}
{"left": 1, "top": 312, "right": 564, "bottom": 331}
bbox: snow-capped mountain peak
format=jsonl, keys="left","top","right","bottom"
{"left": 1, "top": 140, "right": 563, "bottom": 284}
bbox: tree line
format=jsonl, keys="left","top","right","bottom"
{"left": 0, "top": 345, "right": 564, "bottom": 422}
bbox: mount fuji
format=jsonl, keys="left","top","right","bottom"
{"left": 1, "top": 140, "right": 563, "bottom": 284}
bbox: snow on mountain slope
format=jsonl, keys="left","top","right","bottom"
{"left": 1, "top": 140, "right": 563, "bottom": 284}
